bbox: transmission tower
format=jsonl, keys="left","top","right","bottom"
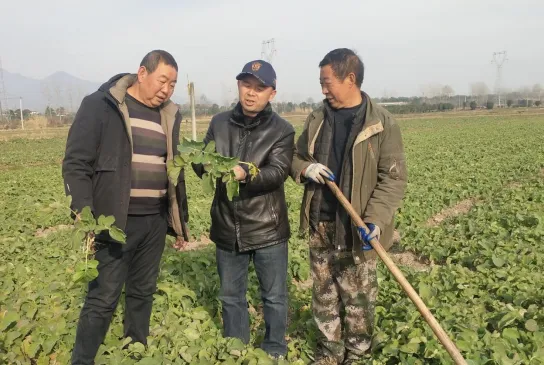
{"left": 491, "top": 51, "right": 508, "bottom": 107}
{"left": 0, "top": 57, "right": 10, "bottom": 122}
{"left": 261, "top": 39, "right": 277, "bottom": 63}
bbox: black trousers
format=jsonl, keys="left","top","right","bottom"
{"left": 71, "top": 212, "right": 168, "bottom": 365}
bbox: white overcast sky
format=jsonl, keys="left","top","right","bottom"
{"left": 1, "top": 0, "right": 543, "bottom": 103}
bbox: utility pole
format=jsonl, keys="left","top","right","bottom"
{"left": 19, "top": 97, "right": 24, "bottom": 130}
{"left": 261, "top": 39, "right": 277, "bottom": 64}
{"left": 491, "top": 51, "right": 508, "bottom": 107}
{"left": 187, "top": 76, "right": 197, "bottom": 140}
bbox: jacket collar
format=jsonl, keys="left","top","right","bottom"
{"left": 322, "top": 91, "right": 381, "bottom": 127}
{"left": 323, "top": 93, "right": 366, "bottom": 125}
{"left": 309, "top": 92, "right": 384, "bottom": 153}
{"left": 107, "top": 73, "right": 178, "bottom": 117}
{"left": 229, "top": 102, "right": 273, "bottom": 130}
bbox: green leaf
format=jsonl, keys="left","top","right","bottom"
{"left": 167, "top": 164, "right": 182, "bottom": 186}
{"left": 108, "top": 226, "right": 127, "bottom": 243}
{"left": 21, "top": 337, "right": 41, "bottom": 359}
{"left": 72, "top": 270, "right": 86, "bottom": 284}
{"left": 79, "top": 206, "right": 95, "bottom": 224}
{"left": 179, "top": 349, "right": 192, "bottom": 363}
{"left": 297, "top": 264, "right": 310, "bottom": 281}
{"left": 72, "top": 230, "right": 86, "bottom": 248}
{"left": 97, "top": 215, "right": 115, "bottom": 228}
{"left": 191, "top": 308, "right": 208, "bottom": 320}
{"left": 498, "top": 311, "right": 520, "bottom": 329}
{"left": 178, "top": 138, "right": 205, "bottom": 154}
{"left": 183, "top": 328, "right": 200, "bottom": 341}
{"left": 399, "top": 342, "right": 420, "bottom": 354}
{"left": 456, "top": 340, "right": 472, "bottom": 352}
{"left": 492, "top": 255, "right": 505, "bottom": 268}
{"left": 204, "top": 140, "right": 216, "bottom": 153}
{"left": 0, "top": 311, "right": 20, "bottom": 331}
{"left": 226, "top": 179, "right": 239, "bottom": 201}
{"left": 86, "top": 268, "right": 99, "bottom": 281}
{"left": 203, "top": 173, "right": 215, "bottom": 194}
{"left": 136, "top": 357, "right": 162, "bottom": 365}
{"left": 228, "top": 338, "right": 246, "bottom": 352}
{"left": 192, "top": 153, "right": 205, "bottom": 164}
{"left": 122, "top": 337, "right": 133, "bottom": 348}
{"left": 64, "top": 195, "right": 73, "bottom": 208}
{"left": 418, "top": 283, "right": 433, "bottom": 302}
{"left": 178, "top": 288, "right": 197, "bottom": 301}
{"left": 27, "top": 342, "right": 41, "bottom": 358}
{"left": 525, "top": 319, "right": 539, "bottom": 332}
{"left": 502, "top": 328, "right": 519, "bottom": 344}
{"left": 173, "top": 154, "right": 185, "bottom": 167}
{"left": 4, "top": 331, "right": 22, "bottom": 347}
{"left": 42, "top": 338, "right": 57, "bottom": 355}
{"left": 130, "top": 342, "right": 146, "bottom": 354}
{"left": 87, "top": 259, "right": 99, "bottom": 270}
{"left": 72, "top": 261, "right": 99, "bottom": 284}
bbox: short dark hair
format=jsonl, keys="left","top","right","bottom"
{"left": 140, "top": 50, "right": 178, "bottom": 73}
{"left": 319, "top": 48, "right": 364, "bottom": 88}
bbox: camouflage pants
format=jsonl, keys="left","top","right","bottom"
{"left": 310, "top": 222, "right": 378, "bottom": 364}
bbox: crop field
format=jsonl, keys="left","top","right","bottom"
{"left": 1, "top": 112, "right": 543, "bottom": 364}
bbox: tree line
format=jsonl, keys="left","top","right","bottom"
{"left": 2, "top": 82, "right": 542, "bottom": 128}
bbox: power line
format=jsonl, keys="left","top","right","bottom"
{"left": 261, "top": 39, "right": 277, "bottom": 64}
{"left": 491, "top": 51, "right": 508, "bottom": 107}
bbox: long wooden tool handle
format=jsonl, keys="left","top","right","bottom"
{"left": 325, "top": 180, "right": 467, "bottom": 365}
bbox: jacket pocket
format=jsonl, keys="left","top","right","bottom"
{"left": 94, "top": 155, "right": 118, "bottom": 172}
{"left": 95, "top": 166, "right": 116, "bottom": 172}
{"left": 92, "top": 157, "right": 118, "bottom": 204}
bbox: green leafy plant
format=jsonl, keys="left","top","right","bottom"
{"left": 71, "top": 206, "right": 127, "bottom": 284}
{"left": 40, "top": 196, "right": 127, "bottom": 284}
{"left": 167, "top": 138, "right": 259, "bottom": 200}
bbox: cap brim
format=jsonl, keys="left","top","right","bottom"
{"left": 236, "top": 72, "right": 275, "bottom": 89}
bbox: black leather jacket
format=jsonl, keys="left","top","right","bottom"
{"left": 193, "top": 103, "right": 295, "bottom": 252}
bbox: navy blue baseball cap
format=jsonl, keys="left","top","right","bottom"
{"left": 236, "top": 60, "right": 277, "bottom": 89}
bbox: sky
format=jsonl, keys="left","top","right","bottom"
{"left": 1, "top": 0, "right": 543, "bottom": 104}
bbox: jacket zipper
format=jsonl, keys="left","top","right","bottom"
{"left": 233, "top": 130, "right": 251, "bottom": 250}
{"left": 107, "top": 95, "right": 133, "bottom": 214}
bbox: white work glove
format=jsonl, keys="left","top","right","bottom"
{"left": 303, "top": 163, "right": 335, "bottom": 184}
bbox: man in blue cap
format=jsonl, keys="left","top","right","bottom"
{"left": 193, "top": 60, "right": 295, "bottom": 359}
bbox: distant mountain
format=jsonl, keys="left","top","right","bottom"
{"left": 1, "top": 69, "right": 101, "bottom": 112}
{"left": 1, "top": 69, "right": 184, "bottom": 113}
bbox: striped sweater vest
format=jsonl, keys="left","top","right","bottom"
{"left": 125, "top": 94, "right": 168, "bottom": 215}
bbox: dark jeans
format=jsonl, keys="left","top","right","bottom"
{"left": 216, "top": 241, "right": 289, "bottom": 357}
{"left": 71, "top": 213, "right": 168, "bottom": 365}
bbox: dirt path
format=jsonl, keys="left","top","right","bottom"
{"left": 426, "top": 198, "right": 476, "bottom": 227}
{"left": 35, "top": 224, "right": 73, "bottom": 238}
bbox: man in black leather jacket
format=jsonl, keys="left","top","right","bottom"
{"left": 193, "top": 60, "right": 294, "bottom": 358}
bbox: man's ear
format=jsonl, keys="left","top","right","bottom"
{"left": 136, "top": 66, "right": 148, "bottom": 83}
{"left": 268, "top": 89, "right": 277, "bottom": 102}
{"left": 347, "top": 72, "right": 356, "bottom": 87}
